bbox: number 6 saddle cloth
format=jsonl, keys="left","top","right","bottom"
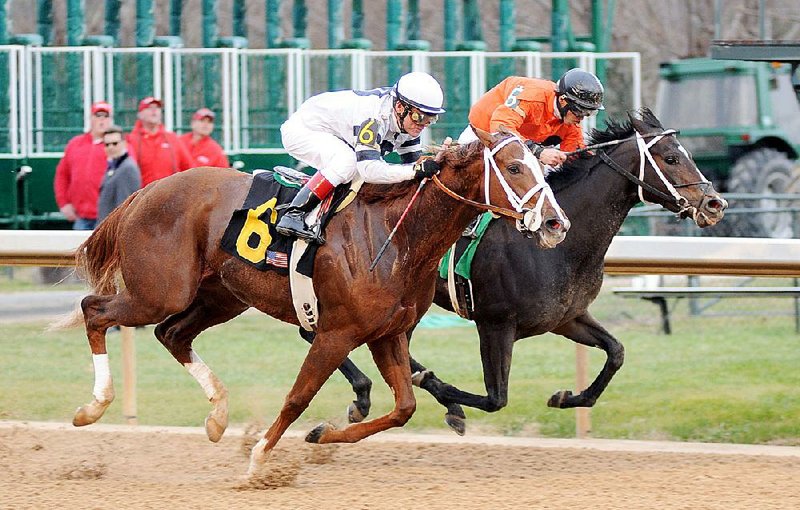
{"left": 220, "top": 167, "right": 352, "bottom": 277}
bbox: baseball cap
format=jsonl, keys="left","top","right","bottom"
{"left": 138, "top": 96, "right": 163, "bottom": 112}
{"left": 91, "top": 101, "right": 112, "bottom": 115}
{"left": 192, "top": 107, "right": 216, "bottom": 121}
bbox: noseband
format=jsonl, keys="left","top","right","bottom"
{"left": 598, "top": 129, "right": 711, "bottom": 218}
{"left": 432, "top": 136, "right": 561, "bottom": 230}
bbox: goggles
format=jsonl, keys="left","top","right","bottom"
{"left": 568, "top": 103, "right": 599, "bottom": 118}
{"left": 408, "top": 108, "right": 438, "bottom": 127}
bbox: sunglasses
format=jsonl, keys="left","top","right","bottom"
{"left": 409, "top": 109, "right": 438, "bottom": 127}
{"left": 93, "top": 112, "right": 110, "bottom": 118}
{"left": 568, "top": 104, "right": 599, "bottom": 118}
{"left": 104, "top": 141, "right": 120, "bottom": 147}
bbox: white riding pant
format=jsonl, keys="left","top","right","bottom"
{"left": 280, "top": 117, "right": 358, "bottom": 187}
{"left": 457, "top": 125, "right": 478, "bottom": 144}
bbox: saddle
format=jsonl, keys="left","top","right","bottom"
{"left": 439, "top": 212, "right": 496, "bottom": 320}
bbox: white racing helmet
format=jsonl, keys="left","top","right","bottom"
{"left": 392, "top": 71, "right": 446, "bottom": 115}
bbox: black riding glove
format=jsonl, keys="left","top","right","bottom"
{"left": 414, "top": 159, "right": 440, "bottom": 180}
{"left": 525, "top": 139, "right": 545, "bottom": 158}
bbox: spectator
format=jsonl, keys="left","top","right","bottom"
{"left": 97, "top": 125, "right": 141, "bottom": 224}
{"left": 180, "top": 107, "right": 230, "bottom": 168}
{"left": 126, "top": 96, "right": 193, "bottom": 186}
{"left": 53, "top": 101, "right": 113, "bottom": 230}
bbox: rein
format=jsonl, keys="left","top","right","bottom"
{"left": 598, "top": 129, "right": 711, "bottom": 217}
{"left": 431, "top": 135, "right": 558, "bottom": 225}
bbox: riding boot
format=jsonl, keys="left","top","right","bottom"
{"left": 275, "top": 172, "right": 334, "bottom": 244}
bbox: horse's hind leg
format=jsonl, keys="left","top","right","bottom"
{"left": 548, "top": 312, "right": 625, "bottom": 408}
{"left": 154, "top": 279, "right": 249, "bottom": 442}
{"left": 305, "top": 333, "right": 415, "bottom": 445}
{"left": 75, "top": 286, "right": 196, "bottom": 427}
{"left": 298, "top": 328, "right": 373, "bottom": 423}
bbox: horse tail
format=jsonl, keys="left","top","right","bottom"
{"left": 48, "top": 191, "right": 140, "bottom": 331}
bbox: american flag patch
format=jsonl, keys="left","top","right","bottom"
{"left": 266, "top": 250, "right": 288, "bottom": 268}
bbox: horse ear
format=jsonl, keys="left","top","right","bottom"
{"left": 472, "top": 125, "right": 496, "bottom": 148}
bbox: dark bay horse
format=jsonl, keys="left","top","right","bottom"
{"left": 320, "top": 109, "right": 728, "bottom": 434}
{"left": 59, "top": 127, "right": 569, "bottom": 475}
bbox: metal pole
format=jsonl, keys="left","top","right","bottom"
{"left": 136, "top": 0, "right": 155, "bottom": 47}
{"left": 352, "top": 0, "right": 364, "bottom": 40}
{"left": 462, "top": 0, "right": 482, "bottom": 42}
{"left": 0, "top": 0, "right": 8, "bottom": 45}
{"left": 233, "top": 0, "right": 247, "bottom": 38}
{"left": 37, "top": 0, "right": 53, "bottom": 46}
{"left": 266, "top": 0, "right": 280, "bottom": 47}
{"left": 293, "top": 0, "right": 307, "bottom": 39}
{"left": 575, "top": 344, "right": 590, "bottom": 438}
{"left": 551, "top": 0, "right": 569, "bottom": 80}
{"left": 105, "top": 0, "right": 122, "bottom": 45}
{"left": 406, "top": 0, "right": 420, "bottom": 41}
{"left": 499, "top": 0, "right": 514, "bottom": 52}
{"left": 121, "top": 327, "right": 138, "bottom": 425}
{"left": 170, "top": 0, "right": 182, "bottom": 37}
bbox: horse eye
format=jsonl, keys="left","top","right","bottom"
{"left": 664, "top": 155, "right": 679, "bottom": 165}
{"left": 507, "top": 164, "right": 521, "bottom": 175}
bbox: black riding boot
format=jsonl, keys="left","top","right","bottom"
{"left": 275, "top": 185, "right": 323, "bottom": 243}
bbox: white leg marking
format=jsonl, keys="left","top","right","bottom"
{"left": 92, "top": 353, "right": 113, "bottom": 402}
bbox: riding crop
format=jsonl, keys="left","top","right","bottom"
{"left": 369, "top": 178, "right": 428, "bottom": 272}
{"left": 565, "top": 129, "right": 680, "bottom": 156}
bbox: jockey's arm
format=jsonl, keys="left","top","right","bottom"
{"left": 353, "top": 118, "right": 416, "bottom": 184}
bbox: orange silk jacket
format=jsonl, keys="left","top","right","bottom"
{"left": 468, "top": 76, "right": 585, "bottom": 152}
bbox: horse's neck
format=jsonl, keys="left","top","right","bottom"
{"left": 397, "top": 168, "right": 488, "bottom": 269}
{"left": 559, "top": 159, "right": 641, "bottom": 251}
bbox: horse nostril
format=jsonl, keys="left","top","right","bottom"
{"left": 707, "top": 199, "right": 724, "bottom": 211}
{"left": 546, "top": 219, "right": 563, "bottom": 232}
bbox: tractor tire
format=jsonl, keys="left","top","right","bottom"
{"left": 710, "top": 148, "right": 799, "bottom": 238}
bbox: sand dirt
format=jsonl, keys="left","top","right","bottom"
{"left": 1, "top": 421, "right": 798, "bottom": 510}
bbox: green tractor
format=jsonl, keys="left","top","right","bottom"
{"left": 655, "top": 56, "right": 800, "bottom": 237}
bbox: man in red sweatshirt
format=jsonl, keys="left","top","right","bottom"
{"left": 126, "top": 97, "right": 194, "bottom": 186}
{"left": 180, "top": 107, "right": 230, "bottom": 168}
{"left": 54, "top": 101, "right": 113, "bottom": 230}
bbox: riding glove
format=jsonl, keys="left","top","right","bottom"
{"left": 414, "top": 159, "right": 441, "bottom": 179}
{"left": 525, "top": 139, "right": 545, "bottom": 158}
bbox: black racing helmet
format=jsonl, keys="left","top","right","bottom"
{"left": 556, "top": 68, "right": 605, "bottom": 112}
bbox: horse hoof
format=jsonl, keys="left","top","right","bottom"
{"left": 411, "top": 370, "right": 430, "bottom": 387}
{"left": 445, "top": 413, "right": 466, "bottom": 436}
{"left": 347, "top": 402, "right": 365, "bottom": 423}
{"left": 305, "top": 422, "right": 335, "bottom": 444}
{"left": 547, "top": 390, "right": 573, "bottom": 408}
{"left": 247, "top": 438, "right": 270, "bottom": 477}
{"left": 205, "top": 414, "right": 228, "bottom": 443}
{"left": 72, "top": 399, "right": 110, "bottom": 427}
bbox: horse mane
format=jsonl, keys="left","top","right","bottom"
{"left": 547, "top": 107, "right": 662, "bottom": 192}
{"left": 358, "top": 141, "right": 483, "bottom": 204}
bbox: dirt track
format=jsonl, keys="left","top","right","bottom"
{"left": 1, "top": 421, "right": 798, "bottom": 510}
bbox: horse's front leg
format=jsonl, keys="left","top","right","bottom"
{"left": 304, "top": 333, "right": 415, "bottom": 444}
{"left": 298, "top": 328, "right": 373, "bottom": 423}
{"left": 248, "top": 332, "right": 357, "bottom": 477}
{"left": 412, "top": 321, "right": 517, "bottom": 435}
{"left": 548, "top": 312, "right": 625, "bottom": 408}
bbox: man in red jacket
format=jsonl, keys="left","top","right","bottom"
{"left": 180, "top": 107, "right": 230, "bottom": 168}
{"left": 54, "top": 101, "right": 113, "bottom": 230}
{"left": 126, "top": 97, "right": 194, "bottom": 186}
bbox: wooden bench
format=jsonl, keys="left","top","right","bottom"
{"left": 612, "top": 285, "right": 800, "bottom": 334}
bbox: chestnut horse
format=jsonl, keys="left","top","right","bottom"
{"left": 61, "top": 127, "right": 569, "bottom": 475}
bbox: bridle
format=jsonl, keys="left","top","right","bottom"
{"left": 431, "top": 135, "right": 563, "bottom": 232}
{"left": 598, "top": 129, "right": 712, "bottom": 219}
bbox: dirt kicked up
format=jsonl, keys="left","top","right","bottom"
{"left": 1, "top": 421, "right": 798, "bottom": 510}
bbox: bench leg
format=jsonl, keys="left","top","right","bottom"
{"left": 644, "top": 297, "right": 671, "bottom": 335}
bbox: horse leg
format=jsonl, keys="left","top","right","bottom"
{"left": 406, "top": 324, "right": 467, "bottom": 435}
{"left": 548, "top": 313, "right": 625, "bottom": 408}
{"left": 412, "top": 321, "right": 517, "bottom": 434}
{"left": 153, "top": 280, "right": 249, "bottom": 442}
{"left": 75, "top": 286, "right": 197, "bottom": 427}
{"left": 298, "top": 328, "right": 373, "bottom": 423}
{"left": 248, "top": 332, "right": 357, "bottom": 476}
{"left": 304, "top": 333, "right": 415, "bottom": 445}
